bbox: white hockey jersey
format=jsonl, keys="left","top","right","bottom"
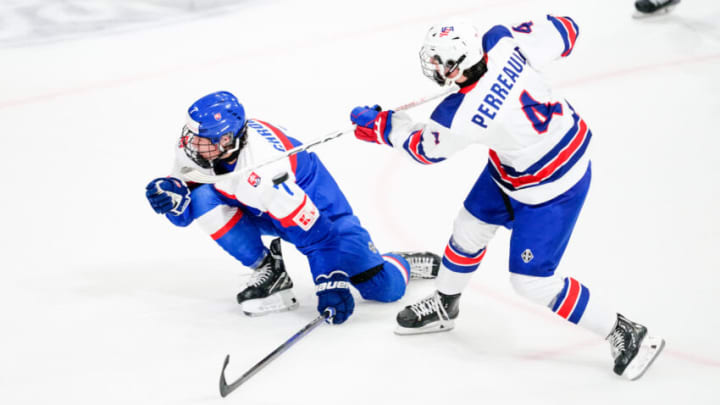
{"left": 171, "top": 119, "right": 320, "bottom": 231}
{"left": 384, "top": 16, "right": 589, "bottom": 204}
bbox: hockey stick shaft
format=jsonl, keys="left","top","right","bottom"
{"left": 219, "top": 309, "right": 334, "bottom": 398}
{"left": 181, "top": 87, "right": 455, "bottom": 184}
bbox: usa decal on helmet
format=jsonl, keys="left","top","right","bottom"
{"left": 439, "top": 26, "right": 454, "bottom": 37}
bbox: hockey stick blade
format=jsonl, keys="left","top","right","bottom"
{"left": 219, "top": 309, "right": 334, "bottom": 398}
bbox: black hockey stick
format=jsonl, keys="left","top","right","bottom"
{"left": 219, "top": 308, "right": 335, "bottom": 398}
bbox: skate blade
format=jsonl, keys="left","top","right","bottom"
{"left": 241, "top": 290, "right": 299, "bottom": 317}
{"left": 623, "top": 335, "right": 665, "bottom": 380}
{"left": 394, "top": 319, "right": 455, "bottom": 335}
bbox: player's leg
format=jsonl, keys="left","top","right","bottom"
{"left": 508, "top": 166, "right": 664, "bottom": 379}
{"left": 307, "top": 215, "right": 439, "bottom": 303}
{"left": 189, "top": 185, "right": 298, "bottom": 316}
{"left": 396, "top": 167, "right": 508, "bottom": 334}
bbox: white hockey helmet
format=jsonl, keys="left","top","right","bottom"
{"left": 419, "top": 22, "right": 483, "bottom": 86}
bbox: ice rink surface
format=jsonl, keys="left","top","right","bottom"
{"left": 1, "top": 0, "right": 719, "bottom": 403}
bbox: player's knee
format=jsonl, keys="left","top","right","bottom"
{"left": 509, "top": 273, "right": 565, "bottom": 307}
{"left": 353, "top": 265, "right": 406, "bottom": 303}
{"left": 364, "top": 286, "right": 404, "bottom": 302}
{"left": 452, "top": 208, "right": 499, "bottom": 253}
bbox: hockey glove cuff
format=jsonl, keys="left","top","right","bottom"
{"left": 350, "top": 105, "right": 394, "bottom": 146}
{"left": 315, "top": 271, "right": 355, "bottom": 324}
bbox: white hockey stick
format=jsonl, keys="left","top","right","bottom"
{"left": 179, "top": 87, "right": 455, "bottom": 184}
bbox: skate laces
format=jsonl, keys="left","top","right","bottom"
{"left": 409, "top": 293, "right": 448, "bottom": 320}
{"left": 248, "top": 262, "right": 274, "bottom": 287}
{"left": 608, "top": 326, "right": 628, "bottom": 359}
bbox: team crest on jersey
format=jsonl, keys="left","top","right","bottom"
{"left": 439, "top": 26, "right": 454, "bottom": 37}
{"left": 247, "top": 172, "right": 261, "bottom": 187}
{"left": 521, "top": 249, "right": 534, "bottom": 263}
{"left": 214, "top": 112, "right": 222, "bottom": 121}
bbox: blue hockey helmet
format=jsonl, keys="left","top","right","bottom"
{"left": 181, "top": 91, "right": 248, "bottom": 169}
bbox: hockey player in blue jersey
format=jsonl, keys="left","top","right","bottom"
{"left": 145, "top": 91, "right": 440, "bottom": 324}
{"left": 350, "top": 18, "right": 664, "bottom": 378}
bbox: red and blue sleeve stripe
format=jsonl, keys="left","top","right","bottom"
{"left": 547, "top": 15, "right": 579, "bottom": 57}
{"left": 402, "top": 130, "right": 446, "bottom": 165}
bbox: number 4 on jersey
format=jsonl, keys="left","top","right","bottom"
{"left": 520, "top": 90, "right": 563, "bottom": 134}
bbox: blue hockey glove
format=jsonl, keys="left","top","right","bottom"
{"left": 145, "top": 177, "right": 191, "bottom": 216}
{"left": 350, "top": 105, "right": 394, "bottom": 145}
{"left": 315, "top": 271, "right": 354, "bottom": 324}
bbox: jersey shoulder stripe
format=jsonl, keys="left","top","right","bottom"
{"left": 252, "top": 119, "right": 298, "bottom": 174}
{"left": 428, "top": 79, "right": 480, "bottom": 129}
{"left": 430, "top": 92, "right": 465, "bottom": 129}
{"left": 482, "top": 25, "right": 514, "bottom": 54}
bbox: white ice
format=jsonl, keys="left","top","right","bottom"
{"left": 1, "top": 0, "right": 719, "bottom": 404}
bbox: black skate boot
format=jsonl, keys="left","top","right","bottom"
{"left": 606, "top": 313, "right": 665, "bottom": 380}
{"left": 237, "top": 238, "right": 298, "bottom": 316}
{"left": 395, "top": 291, "right": 460, "bottom": 335}
{"left": 390, "top": 252, "right": 441, "bottom": 279}
{"left": 634, "top": 0, "right": 681, "bottom": 17}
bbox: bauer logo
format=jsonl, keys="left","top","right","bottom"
{"left": 247, "top": 172, "right": 261, "bottom": 187}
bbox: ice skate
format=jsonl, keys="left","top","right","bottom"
{"left": 606, "top": 313, "right": 665, "bottom": 380}
{"left": 633, "top": 0, "right": 681, "bottom": 18}
{"left": 395, "top": 291, "right": 460, "bottom": 335}
{"left": 391, "top": 251, "right": 441, "bottom": 279}
{"left": 237, "top": 239, "right": 299, "bottom": 316}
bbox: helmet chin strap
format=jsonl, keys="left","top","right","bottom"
{"left": 218, "top": 136, "right": 240, "bottom": 157}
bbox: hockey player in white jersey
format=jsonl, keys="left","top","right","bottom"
{"left": 349, "top": 17, "right": 664, "bottom": 379}
{"left": 146, "top": 91, "right": 440, "bottom": 323}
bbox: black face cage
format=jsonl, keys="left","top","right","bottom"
{"left": 180, "top": 123, "right": 248, "bottom": 169}
{"left": 419, "top": 48, "right": 466, "bottom": 86}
